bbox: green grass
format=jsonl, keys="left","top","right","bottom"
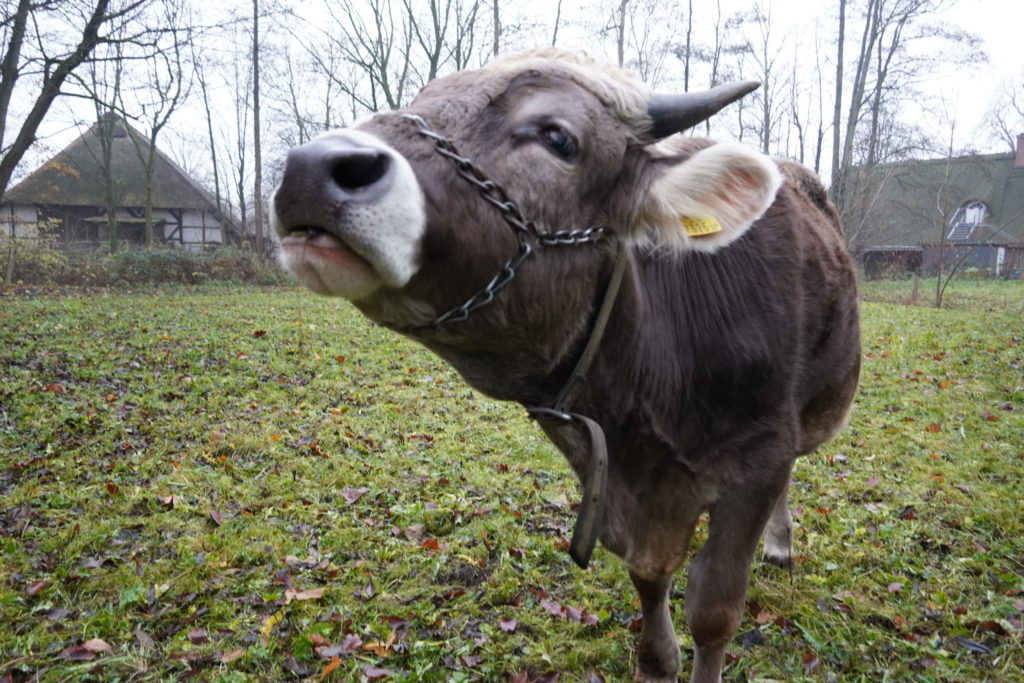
{"left": 1, "top": 279, "right": 1021, "bottom": 681}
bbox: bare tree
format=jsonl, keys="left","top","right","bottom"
{"left": 811, "top": 28, "right": 828, "bottom": 174}
{"left": 739, "top": 3, "right": 788, "bottom": 154}
{"left": 615, "top": 0, "right": 628, "bottom": 68}
{"left": 279, "top": 48, "right": 314, "bottom": 146}
{"left": 0, "top": 0, "right": 152, "bottom": 203}
{"left": 691, "top": 0, "right": 746, "bottom": 136}
{"left": 831, "top": 0, "right": 846, "bottom": 186}
{"left": 550, "top": 0, "right": 562, "bottom": 47}
{"left": 404, "top": 0, "right": 482, "bottom": 82}
{"left": 449, "top": 0, "right": 482, "bottom": 70}
{"left": 287, "top": 0, "right": 488, "bottom": 126}
{"left": 224, "top": 48, "right": 252, "bottom": 246}
{"left": 81, "top": 35, "right": 126, "bottom": 252}
{"left": 984, "top": 72, "right": 1024, "bottom": 153}
{"left": 193, "top": 44, "right": 226, "bottom": 230}
{"left": 253, "top": 0, "right": 265, "bottom": 253}
{"left": 831, "top": 0, "right": 985, "bottom": 215}
{"left": 314, "top": 0, "right": 414, "bottom": 112}
{"left": 933, "top": 109, "right": 959, "bottom": 307}
{"left": 628, "top": 0, "right": 677, "bottom": 87}
{"left": 682, "top": 0, "right": 692, "bottom": 91}
{"left": 406, "top": 0, "right": 448, "bottom": 81}
{"left": 117, "top": 0, "right": 193, "bottom": 246}
{"left": 599, "top": 0, "right": 679, "bottom": 88}
{"left": 493, "top": 0, "right": 500, "bottom": 55}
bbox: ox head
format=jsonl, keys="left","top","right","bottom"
{"left": 274, "top": 50, "right": 781, "bottom": 336}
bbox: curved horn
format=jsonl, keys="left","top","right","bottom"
{"left": 647, "top": 80, "right": 761, "bottom": 140}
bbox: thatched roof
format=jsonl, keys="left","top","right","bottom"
{"left": 852, "top": 152, "right": 1024, "bottom": 247}
{"left": 5, "top": 114, "right": 218, "bottom": 212}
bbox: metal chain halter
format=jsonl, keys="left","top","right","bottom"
{"left": 397, "top": 112, "right": 624, "bottom": 570}
{"left": 398, "top": 113, "right": 608, "bottom": 327}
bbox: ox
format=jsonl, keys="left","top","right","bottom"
{"left": 273, "top": 50, "right": 860, "bottom": 683}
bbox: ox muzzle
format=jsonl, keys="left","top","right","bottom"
{"left": 273, "top": 130, "right": 426, "bottom": 298}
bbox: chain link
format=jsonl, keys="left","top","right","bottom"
{"left": 432, "top": 241, "right": 534, "bottom": 326}
{"left": 398, "top": 113, "right": 609, "bottom": 328}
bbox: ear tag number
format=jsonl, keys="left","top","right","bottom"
{"left": 681, "top": 216, "right": 723, "bottom": 237}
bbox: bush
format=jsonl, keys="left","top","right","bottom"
{"left": 958, "top": 266, "right": 996, "bottom": 281}
{"left": 109, "top": 249, "right": 202, "bottom": 284}
{"left": 1, "top": 219, "right": 67, "bottom": 284}
{"left": 34, "top": 246, "right": 290, "bottom": 288}
{"left": 206, "top": 248, "right": 284, "bottom": 284}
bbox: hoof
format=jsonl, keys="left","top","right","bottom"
{"left": 634, "top": 673, "right": 679, "bottom": 683}
{"left": 634, "top": 651, "right": 680, "bottom": 682}
{"left": 762, "top": 551, "right": 793, "bottom": 569}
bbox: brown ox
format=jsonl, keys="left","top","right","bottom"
{"left": 273, "top": 50, "right": 860, "bottom": 683}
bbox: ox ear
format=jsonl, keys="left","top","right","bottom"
{"left": 635, "top": 143, "right": 782, "bottom": 253}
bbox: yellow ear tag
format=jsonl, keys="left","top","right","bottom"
{"left": 681, "top": 216, "right": 723, "bottom": 238}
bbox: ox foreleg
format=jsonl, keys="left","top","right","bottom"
{"left": 629, "top": 570, "right": 680, "bottom": 682}
{"left": 686, "top": 476, "right": 785, "bottom": 683}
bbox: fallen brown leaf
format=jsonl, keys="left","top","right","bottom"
{"left": 285, "top": 587, "right": 325, "bottom": 603}
{"left": 319, "top": 656, "right": 342, "bottom": 680}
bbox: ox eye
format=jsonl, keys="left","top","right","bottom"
{"left": 540, "top": 125, "right": 578, "bottom": 160}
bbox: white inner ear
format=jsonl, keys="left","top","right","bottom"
{"left": 638, "top": 143, "right": 782, "bottom": 253}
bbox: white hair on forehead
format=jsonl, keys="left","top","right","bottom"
{"left": 484, "top": 48, "right": 653, "bottom": 138}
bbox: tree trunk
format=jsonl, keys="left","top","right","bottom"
{"left": 830, "top": 0, "right": 846, "bottom": 201}
{"left": 96, "top": 114, "right": 120, "bottom": 254}
{"left": 706, "top": 0, "right": 724, "bottom": 136}
{"left": 252, "top": 0, "right": 264, "bottom": 254}
{"left": 616, "top": 0, "right": 629, "bottom": 68}
{"left": 837, "top": 0, "right": 880, "bottom": 205}
{"left": 493, "top": 0, "right": 500, "bottom": 56}
{"left": 0, "top": 0, "right": 31, "bottom": 154}
{"left": 197, "top": 58, "right": 224, "bottom": 240}
{"left": 683, "top": 0, "right": 692, "bottom": 91}
{"left": 551, "top": 0, "right": 562, "bottom": 46}
{"left": 144, "top": 142, "right": 157, "bottom": 246}
{"left": 4, "top": 214, "right": 16, "bottom": 284}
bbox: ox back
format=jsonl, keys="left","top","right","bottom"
{"left": 273, "top": 49, "right": 860, "bottom": 683}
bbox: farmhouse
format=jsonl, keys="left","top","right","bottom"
{"left": 855, "top": 134, "right": 1024, "bottom": 279}
{"left": 1, "top": 113, "right": 230, "bottom": 250}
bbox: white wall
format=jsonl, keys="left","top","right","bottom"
{"left": 3, "top": 204, "right": 225, "bottom": 248}
{"left": 1, "top": 204, "right": 40, "bottom": 238}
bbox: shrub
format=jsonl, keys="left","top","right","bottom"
{"left": 0, "top": 218, "right": 68, "bottom": 284}
{"left": 22, "top": 245, "right": 289, "bottom": 288}
{"left": 108, "top": 248, "right": 202, "bottom": 284}
{"left": 206, "top": 248, "right": 288, "bottom": 285}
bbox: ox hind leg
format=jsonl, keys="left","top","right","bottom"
{"left": 762, "top": 481, "right": 793, "bottom": 569}
{"left": 686, "top": 473, "right": 788, "bottom": 683}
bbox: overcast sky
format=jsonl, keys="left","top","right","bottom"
{"left": 24, "top": 0, "right": 1024, "bottom": 184}
{"left": 929, "top": 0, "right": 1024, "bottom": 135}
{"left": 715, "top": 0, "right": 1023, "bottom": 145}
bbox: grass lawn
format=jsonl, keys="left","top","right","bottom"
{"left": 1, "top": 279, "right": 1022, "bottom": 681}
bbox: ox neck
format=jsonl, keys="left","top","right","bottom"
{"left": 528, "top": 240, "right": 629, "bottom": 420}
{"left": 521, "top": 241, "right": 628, "bottom": 569}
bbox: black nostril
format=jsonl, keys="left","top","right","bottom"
{"left": 328, "top": 149, "right": 391, "bottom": 192}
{"left": 276, "top": 138, "right": 394, "bottom": 225}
